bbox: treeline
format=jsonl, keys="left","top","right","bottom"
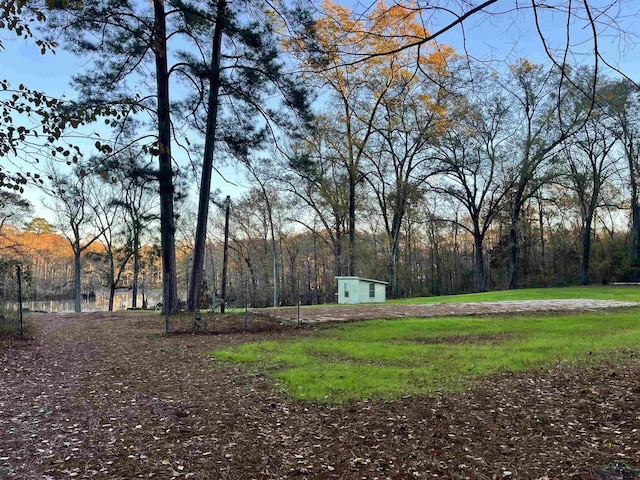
{"left": 0, "top": 201, "right": 630, "bottom": 310}
{"left": 0, "top": 220, "right": 163, "bottom": 303}
{"left": 209, "top": 187, "right": 631, "bottom": 308}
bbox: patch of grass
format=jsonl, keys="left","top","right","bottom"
{"left": 0, "top": 312, "right": 33, "bottom": 351}
{"left": 0, "top": 308, "right": 25, "bottom": 336}
{"left": 211, "top": 309, "right": 640, "bottom": 402}
{"left": 387, "top": 285, "right": 640, "bottom": 304}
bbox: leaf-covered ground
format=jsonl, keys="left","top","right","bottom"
{"left": 1, "top": 309, "right": 640, "bottom": 479}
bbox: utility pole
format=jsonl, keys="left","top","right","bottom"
{"left": 221, "top": 195, "right": 230, "bottom": 313}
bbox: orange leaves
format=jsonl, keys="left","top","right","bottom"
{"left": 2, "top": 227, "right": 72, "bottom": 260}
{"left": 367, "top": 1, "right": 427, "bottom": 49}
{"left": 310, "top": 0, "right": 455, "bottom": 88}
{"left": 0, "top": 225, "right": 106, "bottom": 264}
{"left": 510, "top": 58, "right": 538, "bottom": 75}
{"left": 424, "top": 44, "right": 456, "bottom": 76}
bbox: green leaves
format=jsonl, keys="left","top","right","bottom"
{"left": 1, "top": 75, "right": 132, "bottom": 192}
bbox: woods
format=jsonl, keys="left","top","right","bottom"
{"left": 2, "top": 0, "right": 640, "bottom": 310}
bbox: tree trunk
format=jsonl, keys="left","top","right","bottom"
{"left": 131, "top": 230, "right": 140, "bottom": 308}
{"left": 581, "top": 212, "right": 594, "bottom": 285}
{"left": 474, "top": 229, "right": 487, "bottom": 293}
{"left": 109, "top": 284, "right": 115, "bottom": 312}
{"left": 270, "top": 221, "right": 279, "bottom": 307}
{"left": 537, "top": 198, "right": 546, "bottom": 280}
{"left": 508, "top": 224, "right": 518, "bottom": 290}
{"left": 187, "top": 0, "right": 225, "bottom": 311}
{"left": 334, "top": 223, "right": 343, "bottom": 277}
{"left": 108, "top": 255, "right": 115, "bottom": 312}
{"left": 453, "top": 218, "right": 459, "bottom": 293}
{"left": 388, "top": 201, "right": 407, "bottom": 296}
{"left": 153, "top": 0, "right": 179, "bottom": 314}
{"left": 348, "top": 173, "right": 356, "bottom": 276}
{"left": 508, "top": 189, "right": 525, "bottom": 290}
{"left": 389, "top": 242, "right": 398, "bottom": 296}
{"left": 632, "top": 195, "right": 640, "bottom": 280}
{"left": 630, "top": 150, "right": 640, "bottom": 280}
{"left": 74, "top": 245, "right": 82, "bottom": 313}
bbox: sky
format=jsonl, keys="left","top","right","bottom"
{"left": 410, "top": 0, "right": 640, "bottom": 78}
{"left": 4, "top": 0, "right": 640, "bottom": 224}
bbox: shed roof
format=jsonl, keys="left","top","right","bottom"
{"left": 335, "top": 276, "right": 389, "bottom": 285}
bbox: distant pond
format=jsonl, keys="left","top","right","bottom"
{"left": 23, "top": 289, "right": 162, "bottom": 313}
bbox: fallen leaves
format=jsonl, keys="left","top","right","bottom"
{"left": 1, "top": 312, "right": 640, "bottom": 479}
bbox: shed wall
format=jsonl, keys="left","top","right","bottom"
{"left": 336, "top": 276, "right": 387, "bottom": 304}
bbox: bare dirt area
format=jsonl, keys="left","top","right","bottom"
{"left": 268, "top": 299, "right": 640, "bottom": 324}
{"left": 1, "top": 304, "right": 640, "bottom": 480}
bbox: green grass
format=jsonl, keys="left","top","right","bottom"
{"left": 211, "top": 308, "right": 640, "bottom": 402}
{"left": 387, "top": 285, "right": 640, "bottom": 304}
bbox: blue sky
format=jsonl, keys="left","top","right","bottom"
{"left": 4, "top": 0, "right": 640, "bottom": 223}
{"left": 420, "top": 0, "right": 640, "bottom": 79}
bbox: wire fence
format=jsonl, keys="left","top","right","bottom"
{"left": 0, "top": 261, "right": 25, "bottom": 338}
{"left": 165, "top": 294, "right": 305, "bottom": 335}
{"left": 166, "top": 307, "right": 300, "bottom": 335}
{"left": 163, "top": 271, "right": 309, "bottom": 334}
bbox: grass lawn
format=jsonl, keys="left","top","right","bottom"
{"left": 387, "top": 285, "right": 640, "bottom": 304}
{"left": 212, "top": 308, "right": 640, "bottom": 402}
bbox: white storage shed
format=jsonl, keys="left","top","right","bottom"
{"left": 336, "top": 276, "right": 388, "bottom": 304}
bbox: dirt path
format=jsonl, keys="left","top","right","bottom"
{"left": 1, "top": 309, "right": 640, "bottom": 479}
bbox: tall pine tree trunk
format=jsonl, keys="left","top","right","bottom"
{"left": 188, "top": 0, "right": 225, "bottom": 311}
{"left": 109, "top": 284, "right": 115, "bottom": 312}
{"left": 108, "top": 254, "right": 115, "bottom": 312}
{"left": 153, "top": 0, "right": 179, "bottom": 314}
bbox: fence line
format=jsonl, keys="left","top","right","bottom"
{"left": 0, "top": 261, "right": 23, "bottom": 338}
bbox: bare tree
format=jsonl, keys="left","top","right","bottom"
{"left": 101, "top": 148, "right": 159, "bottom": 309}
{"left": 281, "top": 121, "right": 349, "bottom": 278}
{"left": 243, "top": 157, "right": 282, "bottom": 308}
{"left": 432, "top": 76, "right": 512, "bottom": 292}
{"left": 499, "top": 59, "right": 591, "bottom": 289}
{"left": 290, "top": 0, "right": 451, "bottom": 276}
{"left": 361, "top": 61, "right": 450, "bottom": 296}
{"left": 46, "top": 165, "right": 105, "bottom": 312}
{"left": 84, "top": 175, "right": 132, "bottom": 312}
{"left": 561, "top": 77, "right": 623, "bottom": 285}
{"left": 604, "top": 78, "right": 640, "bottom": 279}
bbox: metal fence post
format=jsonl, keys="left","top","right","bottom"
{"left": 17, "top": 265, "right": 24, "bottom": 338}
{"left": 297, "top": 275, "right": 301, "bottom": 327}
